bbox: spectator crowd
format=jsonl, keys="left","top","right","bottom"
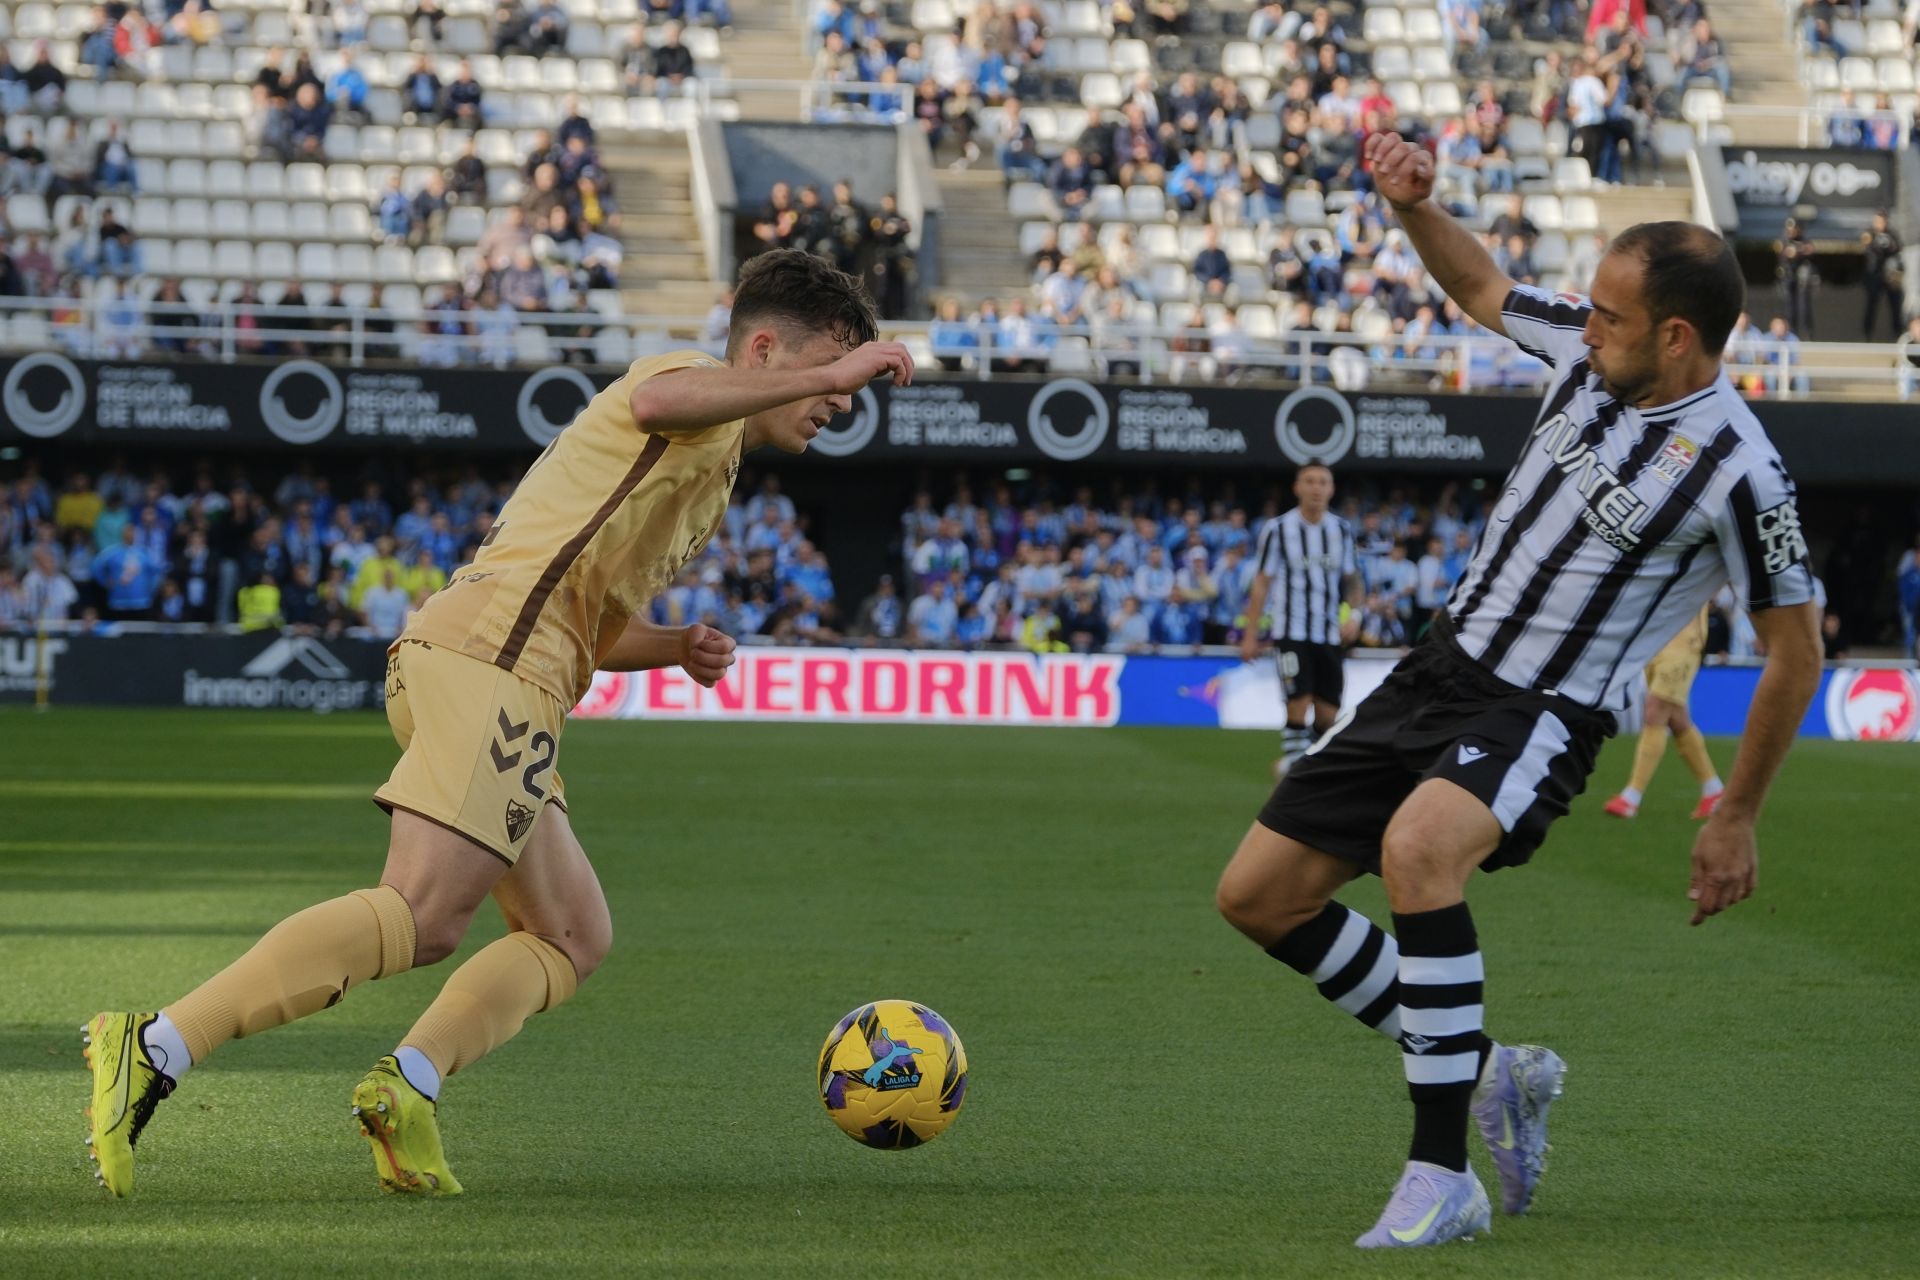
{"left": 0, "top": 459, "right": 1909, "bottom": 658}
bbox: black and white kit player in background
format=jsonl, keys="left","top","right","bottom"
{"left": 1215, "top": 130, "right": 1824, "bottom": 1249}
{"left": 1239, "top": 464, "right": 1362, "bottom": 779}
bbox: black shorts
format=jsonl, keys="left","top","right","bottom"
{"left": 1275, "top": 640, "right": 1345, "bottom": 705}
{"left": 1257, "top": 623, "right": 1615, "bottom": 874}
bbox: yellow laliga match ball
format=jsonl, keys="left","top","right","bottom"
{"left": 818, "top": 999, "right": 968, "bottom": 1149}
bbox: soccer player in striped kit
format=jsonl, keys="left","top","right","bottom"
{"left": 1215, "top": 133, "right": 1824, "bottom": 1248}
{"left": 1241, "top": 463, "right": 1362, "bottom": 779}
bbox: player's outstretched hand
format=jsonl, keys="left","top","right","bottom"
{"left": 679, "top": 623, "right": 737, "bottom": 688}
{"left": 1238, "top": 630, "right": 1262, "bottom": 665}
{"left": 822, "top": 342, "right": 915, "bottom": 396}
{"left": 1687, "top": 813, "right": 1758, "bottom": 926}
{"left": 1365, "top": 132, "right": 1435, "bottom": 213}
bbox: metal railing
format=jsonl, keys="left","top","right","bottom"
{"left": 0, "top": 294, "right": 1914, "bottom": 399}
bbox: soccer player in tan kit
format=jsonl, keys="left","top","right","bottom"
{"left": 83, "top": 250, "right": 914, "bottom": 1196}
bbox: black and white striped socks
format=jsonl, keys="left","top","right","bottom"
{"left": 1266, "top": 902, "right": 1403, "bottom": 1043}
{"left": 1392, "top": 902, "right": 1492, "bottom": 1172}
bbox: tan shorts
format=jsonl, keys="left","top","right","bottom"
{"left": 375, "top": 639, "right": 568, "bottom": 864}
{"left": 1645, "top": 650, "right": 1702, "bottom": 707}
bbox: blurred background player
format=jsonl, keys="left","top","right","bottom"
{"left": 81, "top": 251, "right": 913, "bottom": 1198}
{"left": 1604, "top": 606, "right": 1725, "bottom": 819}
{"left": 1241, "top": 463, "right": 1361, "bottom": 778}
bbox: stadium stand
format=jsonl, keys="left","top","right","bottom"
{"left": 8, "top": 456, "right": 1899, "bottom": 657}
{"left": 793, "top": 0, "right": 1723, "bottom": 372}
{"left": 0, "top": 0, "right": 738, "bottom": 355}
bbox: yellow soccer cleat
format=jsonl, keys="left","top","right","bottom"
{"left": 351, "top": 1055, "right": 463, "bottom": 1196}
{"left": 82, "top": 1012, "right": 178, "bottom": 1198}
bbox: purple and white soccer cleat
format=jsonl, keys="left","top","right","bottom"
{"left": 1354, "top": 1161, "right": 1492, "bottom": 1249}
{"left": 1471, "top": 1042, "right": 1567, "bottom": 1215}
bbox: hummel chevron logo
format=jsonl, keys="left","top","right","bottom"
{"left": 1458, "top": 745, "right": 1488, "bottom": 765}
{"left": 491, "top": 709, "right": 531, "bottom": 772}
{"left": 1403, "top": 1033, "right": 1437, "bottom": 1055}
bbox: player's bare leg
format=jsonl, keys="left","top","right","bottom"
{"left": 362, "top": 805, "right": 610, "bottom": 1194}
{"left": 1217, "top": 823, "right": 1402, "bottom": 1042}
{"left": 1665, "top": 703, "right": 1725, "bottom": 819}
{"left": 85, "top": 812, "right": 502, "bottom": 1197}
{"left": 1608, "top": 695, "right": 1675, "bottom": 818}
{"left": 1359, "top": 780, "right": 1563, "bottom": 1245}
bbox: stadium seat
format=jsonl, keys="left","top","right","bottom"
{"left": 256, "top": 241, "right": 297, "bottom": 279}
{"left": 336, "top": 244, "right": 376, "bottom": 282}
{"left": 1284, "top": 188, "right": 1327, "bottom": 226}
{"left": 331, "top": 202, "right": 375, "bottom": 241}
{"left": 173, "top": 240, "right": 215, "bottom": 277}
{"left": 1554, "top": 156, "right": 1592, "bottom": 190}
{"left": 294, "top": 242, "right": 337, "bottom": 281}
{"left": 1804, "top": 59, "right": 1841, "bottom": 91}
{"left": 1523, "top": 194, "right": 1565, "bottom": 231}
{"left": 1136, "top": 223, "right": 1179, "bottom": 261}
{"left": 1423, "top": 82, "right": 1463, "bottom": 116}
{"left": 133, "top": 197, "right": 171, "bottom": 237}
{"left": 1681, "top": 88, "right": 1725, "bottom": 124}
{"left": 1405, "top": 9, "right": 1444, "bottom": 42}
{"left": 1081, "top": 73, "right": 1122, "bottom": 109}
{"left": 6, "top": 194, "right": 49, "bottom": 235}
{"left": 515, "top": 325, "right": 554, "bottom": 363}
{"left": 1110, "top": 39, "right": 1151, "bottom": 74}
{"left": 1371, "top": 44, "right": 1413, "bottom": 80}
{"left": 172, "top": 199, "right": 209, "bottom": 236}
{"left": 1050, "top": 337, "right": 1095, "bottom": 373}
{"left": 250, "top": 203, "right": 292, "bottom": 240}
{"left": 1563, "top": 196, "right": 1599, "bottom": 233}
{"left": 1506, "top": 116, "right": 1546, "bottom": 156}
{"left": 414, "top": 246, "right": 459, "bottom": 284}
{"left": 1244, "top": 112, "right": 1281, "bottom": 150}
{"left": 1086, "top": 184, "right": 1126, "bottom": 221}
{"left": 1880, "top": 59, "right": 1915, "bottom": 93}
{"left": 1866, "top": 19, "right": 1905, "bottom": 53}
{"left": 1533, "top": 232, "right": 1570, "bottom": 272}
{"left": 1124, "top": 185, "right": 1167, "bottom": 220}
{"left": 1150, "top": 262, "right": 1192, "bottom": 302}
{"left": 289, "top": 203, "right": 330, "bottom": 241}
{"left": 1007, "top": 183, "right": 1055, "bottom": 219}
{"left": 213, "top": 240, "right": 255, "bottom": 279}
{"left": 1840, "top": 56, "right": 1878, "bottom": 90}
{"left": 1221, "top": 42, "right": 1264, "bottom": 78}
{"left": 167, "top": 159, "right": 207, "bottom": 196}
{"left": 327, "top": 165, "right": 371, "bottom": 202}
{"left": 444, "top": 205, "right": 486, "bottom": 246}
{"left": 1363, "top": 8, "right": 1405, "bottom": 40}
{"left": 1412, "top": 45, "right": 1452, "bottom": 80}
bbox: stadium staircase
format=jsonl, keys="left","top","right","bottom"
{"left": 936, "top": 167, "right": 1053, "bottom": 302}
{"left": 607, "top": 131, "right": 717, "bottom": 319}
{"left": 1711, "top": 0, "right": 1814, "bottom": 144}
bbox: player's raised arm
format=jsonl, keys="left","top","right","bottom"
{"left": 628, "top": 341, "right": 914, "bottom": 437}
{"left": 1366, "top": 131, "right": 1517, "bottom": 339}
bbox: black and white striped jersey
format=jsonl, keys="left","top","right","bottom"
{"left": 1254, "top": 508, "right": 1358, "bottom": 644}
{"left": 1446, "top": 285, "right": 1814, "bottom": 711}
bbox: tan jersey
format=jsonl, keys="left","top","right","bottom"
{"left": 1651, "top": 605, "right": 1710, "bottom": 666}
{"left": 404, "top": 350, "right": 744, "bottom": 705}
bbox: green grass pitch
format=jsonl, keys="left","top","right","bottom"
{"left": 1, "top": 707, "right": 1915, "bottom": 1277}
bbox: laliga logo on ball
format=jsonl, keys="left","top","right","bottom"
{"left": 1824, "top": 668, "right": 1920, "bottom": 742}
{"left": 1027, "top": 378, "right": 1109, "bottom": 461}
{"left": 518, "top": 367, "right": 599, "bottom": 446}
{"left": 2, "top": 352, "right": 88, "bottom": 439}
{"left": 1273, "top": 385, "right": 1356, "bottom": 467}
{"left": 259, "top": 360, "right": 344, "bottom": 445}
{"left": 809, "top": 385, "right": 881, "bottom": 457}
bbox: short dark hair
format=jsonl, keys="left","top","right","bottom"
{"left": 1607, "top": 221, "right": 1745, "bottom": 357}
{"left": 727, "top": 249, "right": 878, "bottom": 358}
